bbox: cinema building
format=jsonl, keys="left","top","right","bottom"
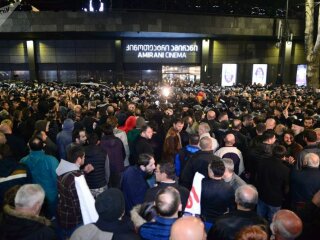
{"left": 0, "top": 10, "right": 305, "bottom": 85}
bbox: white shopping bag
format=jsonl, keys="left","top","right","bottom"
{"left": 74, "top": 175, "right": 98, "bottom": 224}
{"left": 184, "top": 172, "right": 205, "bottom": 215}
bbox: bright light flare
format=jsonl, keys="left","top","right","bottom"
{"left": 162, "top": 87, "right": 170, "bottom": 98}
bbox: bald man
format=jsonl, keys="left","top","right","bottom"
{"left": 170, "top": 216, "right": 206, "bottom": 240}
{"left": 290, "top": 153, "right": 320, "bottom": 209}
{"left": 208, "top": 185, "right": 267, "bottom": 240}
{"left": 206, "top": 110, "right": 220, "bottom": 133}
{"left": 270, "top": 210, "right": 302, "bottom": 240}
{"left": 214, "top": 133, "right": 244, "bottom": 175}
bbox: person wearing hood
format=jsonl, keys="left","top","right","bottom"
{"left": 56, "top": 118, "right": 74, "bottom": 160}
{"left": 99, "top": 123, "right": 125, "bottom": 188}
{"left": 20, "top": 135, "right": 59, "bottom": 219}
{"left": 70, "top": 188, "right": 140, "bottom": 240}
{"left": 56, "top": 145, "right": 94, "bottom": 239}
{"left": 118, "top": 115, "right": 137, "bottom": 133}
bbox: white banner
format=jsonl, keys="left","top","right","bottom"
{"left": 0, "top": 1, "right": 19, "bottom": 27}
{"left": 184, "top": 172, "right": 205, "bottom": 215}
{"left": 75, "top": 175, "right": 99, "bottom": 224}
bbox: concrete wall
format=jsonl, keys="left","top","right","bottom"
{"left": 0, "top": 11, "right": 303, "bottom": 39}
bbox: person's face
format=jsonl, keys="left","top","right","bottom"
{"left": 144, "top": 127, "right": 154, "bottom": 139}
{"left": 198, "top": 125, "right": 205, "bottom": 136}
{"left": 76, "top": 154, "right": 85, "bottom": 166}
{"left": 270, "top": 135, "right": 276, "bottom": 145}
{"left": 128, "top": 104, "right": 136, "bottom": 113}
{"left": 224, "top": 70, "right": 234, "bottom": 83}
{"left": 291, "top": 124, "right": 303, "bottom": 135}
{"left": 78, "top": 131, "right": 87, "bottom": 145}
{"left": 174, "top": 122, "right": 184, "bottom": 132}
{"left": 2, "top": 102, "right": 9, "bottom": 110}
{"left": 155, "top": 164, "right": 164, "bottom": 182}
{"left": 283, "top": 133, "right": 294, "bottom": 146}
{"left": 145, "top": 158, "right": 156, "bottom": 174}
{"left": 244, "top": 118, "right": 253, "bottom": 127}
{"left": 304, "top": 119, "right": 313, "bottom": 129}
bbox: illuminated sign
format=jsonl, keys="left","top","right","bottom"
{"left": 123, "top": 40, "right": 200, "bottom": 63}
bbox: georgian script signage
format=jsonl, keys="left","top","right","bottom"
{"left": 123, "top": 40, "right": 200, "bottom": 64}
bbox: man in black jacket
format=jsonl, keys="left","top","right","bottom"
{"left": 208, "top": 184, "right": 268, "bottom": 240}
{"left": 180, "top": 136, "right": 221, "bottom": 190}
{"left": 256, "top": 144, "right": 290, "bottom": 222}
{"left": 84, "top": 132, "right": 110, "bottom": 198}
{"left": 132, "top": 125, "right": 154, "bottom": 164}
{"left": 144, "top": 162, "right": 189, "bottom": 210}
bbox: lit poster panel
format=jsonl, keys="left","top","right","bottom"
{"left": 252, "top": 64, "right": 267, "bottom": 85}
{"left": 221, "top": 64, "right": 237, "bottom": 86}
{"left": 296, "top": 64, "right": 307, "bottom": 86}
{"left": 123, "top": 40, "right": 200, "bottom": 64}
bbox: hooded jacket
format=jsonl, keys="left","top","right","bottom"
{"left": 56, "top": 119, "right": 74, "bottom": 160}
{"left": 56, "top": 159, "right": 83, "bottom": 229}
{"left": 2, "top": 205, "right": 55, "bottom": 240}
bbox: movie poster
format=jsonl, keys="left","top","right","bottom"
{"left": 296, "top": 65, "right": 307, "bottom": 86}
{"left": 221, "top": 64, "right": 237, "bottom": 87}
{"left": 252, "top": 64, "right": 267, "bottom": 85}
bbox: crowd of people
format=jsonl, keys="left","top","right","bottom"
{"left": 0, "top": 80, "right": 320, "bottom": 240}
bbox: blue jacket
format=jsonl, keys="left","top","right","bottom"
{"left": 175, "top": 145, "right": 200, "bottom": 177}
{"left": 139, "top": 216, "right": 177, "bottom": 240}
{"left": 121, "top": 166, "right": 149, "bottom": 214}
{"left": 20, "top": 150, "right": 59, "bottom": 203}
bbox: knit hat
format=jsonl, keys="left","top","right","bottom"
{"left": 62, "top": 118, "right": 74, "bottom": 131}
{"left": 95, "top": 188, "right": 125, "bottom": 222}
{"left": 292, "top": 119, "right": 304, "bottom": 128}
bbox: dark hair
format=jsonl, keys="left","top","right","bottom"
{"left": 28, "top": 136, "right": 44, "bottom": 151}
{"left": 242, "top": 114, "right": 253, "bottom": 122}
{"left": 172, "top": 117, "right": 184, "bottom": 125}
{"left": 155, "top": 186, "right": 181, "bottom": 217}
{"left": 273, "top": 145, "right": 287, "bottom": 159}
{"left": 209, "top": 159, "right": 225, "bottom": 177}
{"left": 67, "top": 145, "right": 85, "bottom": 163}
{"left": 106, "top": 116, "right": 118, "bottom": 128}
{"left": 137, "top": 153, "right": 153, "bottom": 167}
{"left": 87, "top": 132, "right": 100, "bottom": 145}
{"left": 256, "top": 123, "right": 266, "bottom": 134}
{"left": 100, "top": 123, "right": 114, "bottom": 136}
{"left": 262, "top": 129, "right": 275, "bottom": 142}
{"left": 138, "top": 202, "right": 157, "bottom": 222}
{"left": 0, "top": 144, "right": 12, "bottom": 159}
{"left": 141, "top": 124, "right": 152, "bottom": 133}
{"left": 72, "top": 128, "right": 86, "bottom": 142}
{"left": 304, "top": 116, "right": 314, "bottom": 122}
{"left": 158, "top": 162, "right": 176, "bottom": 180}
{"left": 189, "top": 133, "right": 200, "bottom": 145}
{"left": 304, "top": 130, "right": 317, "bottom": 142}
{"left": 283, "top": 129, "right": 295, "bottom": 138}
